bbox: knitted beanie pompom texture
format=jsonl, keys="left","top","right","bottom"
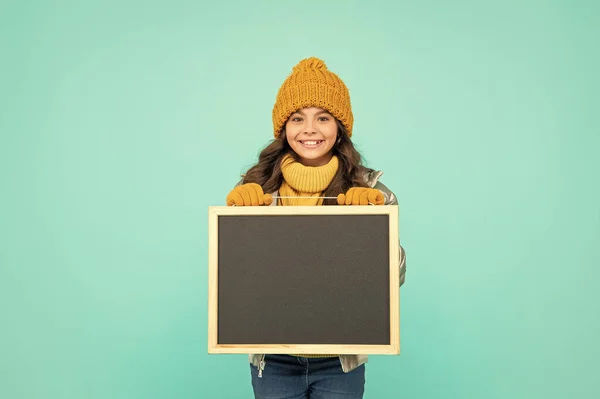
{"left": 272, "top": 57, "right": 354, "bottom": 138}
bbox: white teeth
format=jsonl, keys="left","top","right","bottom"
{"left": 302, "top": 141, "right": 321, "bottom": 145}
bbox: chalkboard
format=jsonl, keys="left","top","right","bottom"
{"left": 207, "top": 205, "right": 400, "bottom": 355}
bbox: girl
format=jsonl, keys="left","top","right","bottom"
{"left": 226, "top": 57, "right": 407, "bottom": 399}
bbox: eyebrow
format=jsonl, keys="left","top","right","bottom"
{"left": 293, "top": 109, "right": 332, "bottom": 116}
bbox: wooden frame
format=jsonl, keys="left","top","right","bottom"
{"left": 207, "top": 205, "right": 400, "bottom": 355}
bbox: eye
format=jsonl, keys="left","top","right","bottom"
{"left": 318, "top": 116, "right": 331, "bottom": 122}
{"left": 291, "top": 116, "right": 302, "bottom": 122}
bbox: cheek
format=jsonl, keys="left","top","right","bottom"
{"left": 285, "top": 124, "right": 299, "bottom": 140}
{"left": 326, "top": 125, "right": 338, "bottom": 140}
{"left": 284, "top": 126, "right": 293, "bottom": 145}
{"left": 286, "top": 135, "right": 296, "bottom": 147}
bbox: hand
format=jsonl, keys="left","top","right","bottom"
{"left": 337, "top": 187, "right": 385, "bottom": 205}
{"left": 226, "top": 183, "right": 273, "bottom": 206}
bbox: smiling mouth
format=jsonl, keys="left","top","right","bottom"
{"left": 298, "top": 140, "right": 324, "bottom": 148}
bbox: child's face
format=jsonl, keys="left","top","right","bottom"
{"left": 285, "top": 107, "right": 338, "bottom": 167}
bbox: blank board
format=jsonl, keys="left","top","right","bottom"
{"left": 208, "top": 205, "right": 399, "bottom": 355}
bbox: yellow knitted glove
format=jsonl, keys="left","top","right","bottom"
{"left": 226, "top": 183, "right": 273, "bottom": 206}
{"left": 337, "top": 187, "right": 385, "bottom": 205}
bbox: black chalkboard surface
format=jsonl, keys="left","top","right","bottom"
{"left": 208, "top": 205, "right": 400, "bottom": 355}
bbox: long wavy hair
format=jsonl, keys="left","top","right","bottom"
{"left": 242, "top": 120, "right": 370, "bottom": 205}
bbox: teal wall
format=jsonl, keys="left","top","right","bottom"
{"left": 1, "top": 1, "right": 598, "bottom": 398}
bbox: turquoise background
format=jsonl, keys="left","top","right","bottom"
{"left": 1, "top": 0, "right": 598, "bottom": 398}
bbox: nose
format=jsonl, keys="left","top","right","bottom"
{"left": 303, "top": 119, "right": 317, "bottom": 135}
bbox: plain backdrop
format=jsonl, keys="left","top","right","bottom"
{"left": 1, "top": 1, "right": 598, "bottom": 398}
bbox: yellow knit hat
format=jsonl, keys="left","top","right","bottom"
{"left": 272, "top": 57, "right": 354, "bottom": 138}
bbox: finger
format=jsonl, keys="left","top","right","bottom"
{"left": 237, "top": 186, "right": 252, "bottom": 205}
{"left": 350, "top": 188, "right": 363, "bottom": 205}
{"left": 337, "top": 193, "right": 345, "bottom": 205}
{"left": 247, "top": 183, "right": 263, "bottom": 195}
{"left": 368, "top": 189, "right": 384, "bottom": 205}
{"left": 375, "top": 190, "right": 385, "bottom": 205}
{"left": 359, "top": 189, "right": 369, "bottom": 205}
{"left": 226, "top": 192, "right": 235, "bottom": 206}
{"left": 231, "top": 191, "right": 245, "bottom": 206}
{"left": 244, "top": 184, "right": 260, "bottom": 206}
{"left": 251, "top": 183, "right": 266, "bottom": 206}
{"left": 345, "top": 188, "right": 356, "bottom": 205}
{"left": 263, "top": 194, "right": 273, "bottom": 206}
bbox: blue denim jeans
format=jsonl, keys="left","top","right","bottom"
{"left": 250, "top": 354, "right": 365, "bottom": 399}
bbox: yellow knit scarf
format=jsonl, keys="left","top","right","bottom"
{"left": 279, "top": 154, "right": 339, "bottom": 206}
